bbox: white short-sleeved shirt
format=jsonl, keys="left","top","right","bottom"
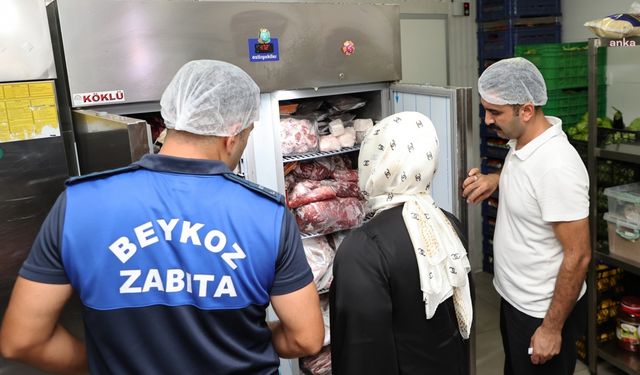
{"left": 493, "top": 116, "right": 589, "bottom": 318}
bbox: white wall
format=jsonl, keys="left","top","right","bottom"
{"left": 563, "top": 0, "right": 640, "bottom": 121}
{"left": 562, "top": 0, "right": 634, "bottom": 42}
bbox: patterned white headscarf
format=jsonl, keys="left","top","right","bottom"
{"left": 358, "top": 111, "right": 472, "bottom": 339}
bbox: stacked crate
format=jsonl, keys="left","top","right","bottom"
{"left": 515, "top": 42, "right": 608, "bottom": 147}
{"left": 477, "top": 0, "right": 562, "bottom": 274}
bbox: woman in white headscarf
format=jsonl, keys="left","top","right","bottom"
{"left": 330, "top": 111, "right": 473, "bottom": 375}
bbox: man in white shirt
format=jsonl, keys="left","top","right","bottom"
{"left": 462, "top": 57, "right": 591, "bottom": 375}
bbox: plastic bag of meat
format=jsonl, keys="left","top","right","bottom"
{"left": 280, "top": 117, "right": 319, "bottom": 156}
{"left": 294, "top": 100, "right": 324, "bottom": 115}
{"left": 295, "top": 197, "right": 365, "bottom": 235}
{"left": 332, "top": 169, "right": 358, "bottom": 182}
{"left": 321, "top": 179, "right": 360, "bottom": 198}
{"left": 293, "top": 160, "right": 333, "bottom": 180}
{"left": 317, "top": 121, "right": 330, "bottom": 136}
{"left": 288, "top": 180, "right": 337, "bottom": 208}
{"left": 317, "top": 267, "right": 333, "bottom": 293}
{"left": 302, "top": 236, "right": 334, "bottom": 287}
{"left": 284, "top": 173, "right": 297, "bottom": 199}
{"left": 300, "top": 345, "right": 332, "bottom": 375}
{"left": 326, "top": 95, "right": 367, "bottom": 112}
{"left": 328, "top": 155, "right": 353, "bottom": 171}
{"left": 288, "top": 179, "right": 361, "bottom": 208}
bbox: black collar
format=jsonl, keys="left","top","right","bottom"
{"left": 134, "top": 154, "right": 232, "bottom": 175}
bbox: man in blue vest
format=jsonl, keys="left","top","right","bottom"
{"left": 0, "top": 60, "right": 324, "bottom": 374}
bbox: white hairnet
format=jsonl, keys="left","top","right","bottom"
{"left": 160, "top": 60, "right": 260, "bottom": 137}
{"left": 478, "top": 57, "right": 548, "bottom": 106}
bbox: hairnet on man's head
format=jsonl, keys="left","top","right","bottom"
{"left": 478, "top": 57, "right": 548, "bottom": 106}
{"left": 160, "top": 60, "right": 260, "bottom": 137}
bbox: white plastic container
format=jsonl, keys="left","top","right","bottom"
{"left": 604, "top": 182, "right": 640, "bottom": 226}
{"left": 604, "top": 212, "right": 639, "bottom": 261}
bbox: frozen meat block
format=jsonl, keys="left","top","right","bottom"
{"left": 319, "top": 135, "right": 342, "bottom": 152}
{"left": 280, "top": 117, "right": 319, "bottom": 156}
{"left": 338, "top": 127, "right": 356, "bottom": 148}
{"left": 328, "top": 119, "right": 345, "bottom": 136}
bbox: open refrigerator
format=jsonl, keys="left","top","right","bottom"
{"left": 245, "top": 83, "right": 472, "bottom": 375}
{"left": 46, "top": 1, "right": 474, "bottom": 374}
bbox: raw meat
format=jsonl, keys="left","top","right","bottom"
{"left": 295, "top": 197, "right": 365, "bottom": 235}
{"left": 328, "top": 155, "right": 352, "bottom": 171}
{"left": 287, "top": 179, "right": 360, "bottom": 208}
{"left": 280, "top": 117, "right": 319, "bottom": 156}
{"left": 300, "top": 345, "right": 332, "bottom": 375}
{"left": 293, "top": 160, "right": 332, "bottom": 180}
{"left": 322, "top": 179, "right": 360, "bottom": 198}
{"left": 302, "top": 236, "right": 334, "bottom": 288}
{"left": 288, "top": 180, "right": 336, "bottom": 209}
{"left": 332, "top": 169, "right": 358, "bottom": 182}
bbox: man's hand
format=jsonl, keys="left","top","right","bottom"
{"left": 530, "top": 218, "right": 590, "bottom": 366}
{"left": 461, "top": 168, "right": 500, "bottom": 204}
{"left": 529, "top": 324, "right": 562, "bottom": 365}
{"left": 269, "top": 282, "right": 324, "bottom": 358}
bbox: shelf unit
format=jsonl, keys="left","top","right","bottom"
{"left": 586, "top": 37, "right": 640, "bottom": 375}
{"left": 283, "top": 145, "right": 362, "bottom": 240}
{"left": 282, "top": 145, "right": 360, "bottom": 163}
{"left": 279, "top": 109, "right": 369, "bottom": 375}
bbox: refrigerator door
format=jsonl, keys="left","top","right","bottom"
{"left": 72, "top": 109, "right": 152, "bottom": 174}
{"left": 391, "top": 83, "right": 475, "bottom": 375}
{"left": 390, "top": 84, "right": 472, "bottom": 221}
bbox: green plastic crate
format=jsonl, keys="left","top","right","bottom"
{"left": 544, "top": 86, "right": 607, "bottom": 127}
{"left": 515, "top": 42, "right": 607, "bottom": 90}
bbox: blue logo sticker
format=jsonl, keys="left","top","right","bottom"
{"left": 248, "top": 38, "right": 279, "bottom": 62}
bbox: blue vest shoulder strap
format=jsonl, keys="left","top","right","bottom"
{"left": 223, "top": 173, "right": 285, "bottom": 205}
{"left": 65, "top": 165, "right": 141, "bottom": 186}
